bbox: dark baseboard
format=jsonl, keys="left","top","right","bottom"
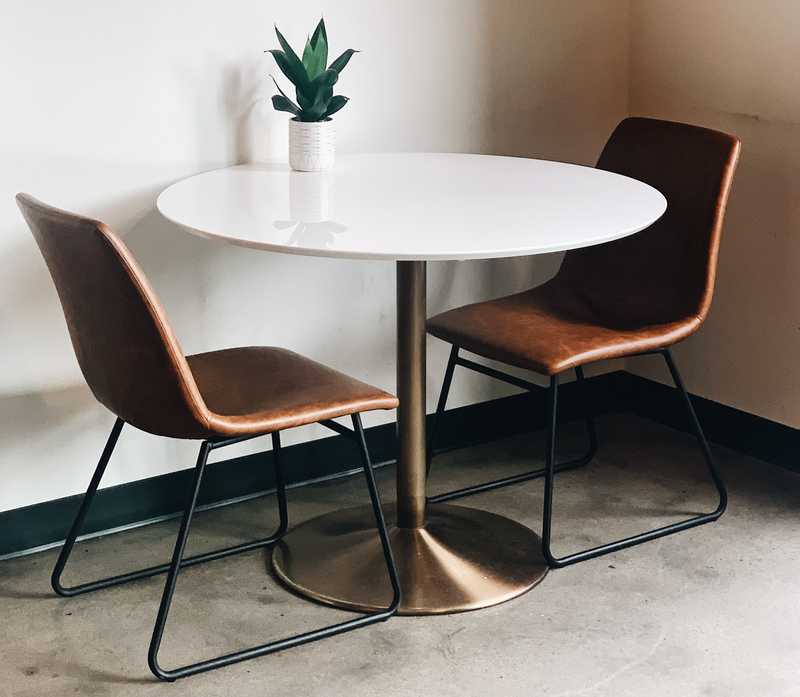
{"left": 0, "top": 387, "right": 551, "bottom": 559}
{"left": 618, "top": 371, "right": 800, "bottom": 473}
{"left": 2, "top": 368, "right": 797, "bottom": 559}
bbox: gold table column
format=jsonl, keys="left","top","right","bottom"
{"left": 272, "top": 261, "right": 548, "bottom": 614}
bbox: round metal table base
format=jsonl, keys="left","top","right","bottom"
{"left": 272, "top": 503, "right": 548, "bottom": 615}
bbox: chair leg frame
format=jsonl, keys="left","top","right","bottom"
{"left": 52, "top": 414, "right": 401, "bottom": 682}
{"left": 51, "top": 420, "right": 288, "bottom": 598}
{"left": 426, "top": 343, "right": 726, "bottom": 566}
{"left": 427, "top": 345, "right": 597, "bottom": 504}
{"left": 542, "top": 348, "right": 727, "bottom": 567}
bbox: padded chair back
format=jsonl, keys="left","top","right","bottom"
{"left": 556, "top": 117, "right": 740, "bottom": 327}
{"left": 17, "top": 194, "right": 210, "bottom": 438}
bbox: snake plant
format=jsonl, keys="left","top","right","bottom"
{"left": 267, "top": 19, "right": 357, "bottom": 122}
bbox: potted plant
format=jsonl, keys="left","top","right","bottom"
{"left": 267, "top": 19, "right": 356, "bottom": 172}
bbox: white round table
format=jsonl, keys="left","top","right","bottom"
{"left": 158, "top": 153, "right": 666, "bottom": 615}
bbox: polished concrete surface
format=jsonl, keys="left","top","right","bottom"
{"left": 2, "top": 414, "right": 799, "bottom": 696}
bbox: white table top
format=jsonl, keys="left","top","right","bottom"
{"left": 157, "top": 153, "right": 666, "bottom": 261}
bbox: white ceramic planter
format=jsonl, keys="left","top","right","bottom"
{"left": 289, "top": 119, "right": 335, "bottom": 172}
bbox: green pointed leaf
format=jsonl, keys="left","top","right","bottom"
{"left": 310, "top": 19, "right": 328, "bottom": 70}
{"left": 302, "top": 34, "right": 327, "bottom": 80}
{"left": 316, "top": 35, "right": 328, "bottom": 74}
{"left": 302, "top": 37, "right": 314, "bottom": 70}
{"left": 268, "top": 50, "right": 307, "bottom": 91}
{"left": 274, "top": 26, "right": 312, "bottom": 95}
{"left": 310, "top": 18, "right": 327, "bottom": 50}
{"left": 324, "top": 95, "right": 349, "bottom": 118}
{"left": 270, "top": 75, "right": 300, "bottom": 110}
{"left": 271, "top": 95, "right": 300, "bottom": 116}
{"left": 328, "top": 48, "right": 358, "bottom": 74}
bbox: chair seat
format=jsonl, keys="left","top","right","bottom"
{"left": 187, "top": 347, "right": 398, "bottom": 437}
{"left": 427, "top": 284, "right": 700, "bottom": 376}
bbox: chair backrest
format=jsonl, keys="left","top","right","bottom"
{"left": 555, "top": 117, "right": 740, "bottom": 327}
{"left": 17, "top": 194, "right": 211, "bottom": 438}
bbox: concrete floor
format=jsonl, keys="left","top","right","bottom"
{"left": 2, "top": 413, "right": 800, "bottom": 697}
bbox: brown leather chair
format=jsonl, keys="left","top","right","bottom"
{"left": 17, "top": 194, "right": 401, "bottom": 681}
{"left": 426, "top": 117, "right": 740, "bottom": 567}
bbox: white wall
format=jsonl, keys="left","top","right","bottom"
{"left": 628, "top": 1, "right": 800, "bottom": 427}
{"left": 0, "top": 0, "right": 630, "bottom": 511}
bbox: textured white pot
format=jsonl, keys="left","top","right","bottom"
{"left": 289, "top": 119, "right": 335, "bottom": 172}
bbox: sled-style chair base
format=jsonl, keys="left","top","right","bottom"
{"left": 52, "top": 415, "right": 400, "bottom": 681}
{"left": 426, "top": 345, "right": 726, "bottom": 567}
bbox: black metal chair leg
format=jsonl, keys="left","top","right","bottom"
{"left": 426, "top": 345, "right": 459, "bottom": 475}
{"left": 541, "top": 349, "right": 727, "bottom": 568}
{"left": 51, "top": 423, "right": 288, "bottom": 597}
{"left": 541, "top": 375, "right": 560, "bottom": 561}
{"left": 149, "top": 424, "right": 400, "bottom": 681}
{"left": 427, "top": 354, "right": 597, "bottom": 504}
{"left": 51, "top": 418, "right": 124, "bottom": 596}
{"left": 148, "top": 441, "right": 212, "bottom": 680}
{"left": 352, "top": 413, "right": 402, "bottom": 609}
{"left": 662, "top": 349, "right": 727, "bottom": 510}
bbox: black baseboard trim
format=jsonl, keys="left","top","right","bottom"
{"left": 619, "top": 371, "right": 800, "bottom": 473}
{"left": 0, "top": 387, "right": 552, "bottom": 560}
{"left": 2, "top": 367, "right": 797, "bottom": 559}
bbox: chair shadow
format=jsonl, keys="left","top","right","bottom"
{"left": 0, "top": 583, "right": 52, "bottom": 600}
{"left": 72, "top": 666, "right": 153, "bottom": 686}
{"left": 28, "top": 651, "right": 154, "bottom": 686}
{"left": 557, "top": 504, "right": 706, "bottom": 520}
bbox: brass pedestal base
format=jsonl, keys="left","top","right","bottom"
{"left": 272, "top": 503, "right": 548, "bottom": 615}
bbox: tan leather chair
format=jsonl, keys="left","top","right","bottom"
{"left": 17, "top": 194, "right": 401, "bottom": 681}
{"left": 426, "top": 117, "right": 740, "bottom": 567}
